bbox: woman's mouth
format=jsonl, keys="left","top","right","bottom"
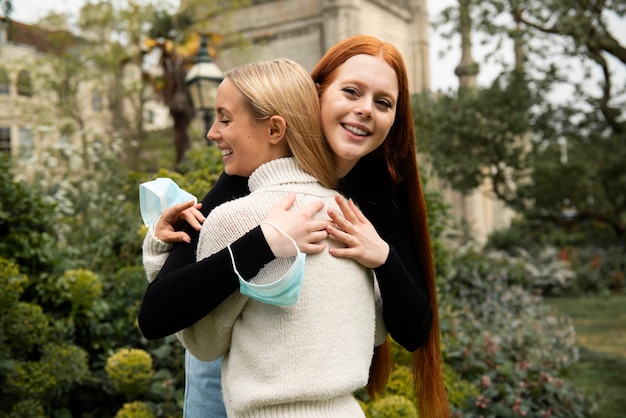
{"left": 341, "top": 123, "right": 369, "bottom": 137}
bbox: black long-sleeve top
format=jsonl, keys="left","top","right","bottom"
{"left": 137, "top": 158, "right": 432, "bottom": 351}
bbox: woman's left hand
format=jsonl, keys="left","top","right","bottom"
{"left": 326, "top": 194, "right": 389, "bottom": 268}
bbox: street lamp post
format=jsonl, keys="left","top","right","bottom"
{"left": 185, "top": 34, "right": 224, "bottom": 141}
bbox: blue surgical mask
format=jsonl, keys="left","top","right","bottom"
{"left": 228, "top": 221, "right": 305, "bottom": 307}
{"left": 139, "top": 178, "right": 197, "bottom": 226}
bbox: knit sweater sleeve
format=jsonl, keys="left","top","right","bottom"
{"left": 141, "top": 225, "right": 173, "bottom": 283}
{"left": 176, "top": 290, "right": 248, "bottom": 362}
{"left": 137, "top": 172, "right": 276, "bottom": 340}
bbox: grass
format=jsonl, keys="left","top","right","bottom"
{"left": 545, "top": 295, "right": 626, "bottom": 417}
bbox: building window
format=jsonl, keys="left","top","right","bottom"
{"left": 92, "top": 89, "right": 103, "bottom": 112}
{"left": 17, "top": 70, "right": 33, "bottom": 97}
{"left": 0, "top": 127, "right": 10, "bottom": 154}
{"left": 18, "top": 128, "right": 34, "bottom": 161}
{"left": 0, "top": 68, "right": 9, "bottom": 95}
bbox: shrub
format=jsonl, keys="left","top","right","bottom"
{"left": 56, "top": 269, "right": 103, "bottom": 310}
{"left": 369, "top": 395, "right": 418, "bottom": 418}
{"left": 5, "top": 361, "right": 57, "bottom": 399}
{"left": 0, "top": 158, "right": 59, "bottom": 275}
{"left": 487, "top": 221, "right": 624, "bottom": 296}
{"left": 439, "top": 246, "right": 597, "bottom": 416}
{"left": 3, "top": 302, "right": 49, "bottom": 354}
{"left": 114, "top": 401, "right": 156, "bottom": 418}
{"left": 1, "top": 136, "right": 189, "bottom": 416}
{"left": 0, "top": 258, "right": 99, "bottom": 417}
{"left": 3, "top": 400, "right": 46, "bottom": 418}
{"left": 40, "top": 343, "right": 90, "bottom": 388}
{"left": 105, "top": 348, "right": 153, "bottom": 398}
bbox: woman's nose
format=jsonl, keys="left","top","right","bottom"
{"left": 355, "top": 100, "right": 373, "bottom": 119}
{"left": 206, "top": 123, "right": 219, "bottom": 144}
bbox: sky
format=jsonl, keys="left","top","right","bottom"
{"left": 9, "top": 0, "right": 626, "bottom": 93}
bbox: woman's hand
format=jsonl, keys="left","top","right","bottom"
{"left": 261, "top": 193, "right": 330, "bottom": 257}
{"left": 154, "top": 200, "right": 205, "bottom": 244}
{"left": 326, "top": 194, "right": 389, "bottom": 268}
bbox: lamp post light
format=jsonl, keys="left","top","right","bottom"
{"left": 185, "top": 34, "right": 224, "bottom": 141}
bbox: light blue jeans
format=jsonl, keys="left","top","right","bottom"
{"left": 183, "top": 351, "right": 227, "bottom": 418}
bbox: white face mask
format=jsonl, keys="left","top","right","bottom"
{"left": 139, "top": 178, "right": 197, "bottom": 226}
{"left": 228, "top": 222, "right": 305, "bottom": 307}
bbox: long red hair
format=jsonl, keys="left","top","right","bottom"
{"left": 312, "top": 35, "right": 450, "bottom": 417}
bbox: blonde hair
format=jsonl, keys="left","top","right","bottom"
{"left": 225, "top": 59, "right": 337, "bottom": 188}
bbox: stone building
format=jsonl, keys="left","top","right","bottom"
{"left": 0, "top": 16, "right": 169, "bottom": 176}
{"left": 186, "top": 0, "right": 430, "bottom": 93}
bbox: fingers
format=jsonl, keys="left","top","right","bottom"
{"left": 345, "top": 197, "right": 368, "bottom": 223}
{"left": 333, "top": 194, "right": 358, "bottom": 223}
{"left": 155, "top": 200, "right": 202, "bottom": 240}
{"left": 156, "top": 229, "right": 192, "bottom": 244}
{"left": 299, "top": 241, "right": 327, "bottom": 254}
{"left": 327, "top": 205, "right": 350, "bottom": 232}
{"left": 326, "top": 223, "right": 354, "bottom": 246}
{"left": 180, "top": 204, "right": 205, "bottom": 231}
{"left": 275, "top": 192, "right": 296, "bottom": 211}
{"left": 300, "top": 200, "right": 326, "bottom": 217}
{"left": 163, "top": 200, "right": 197, "bottom": 218}
{"left": 309, "top": 219, "right": 331, "bottom": 232}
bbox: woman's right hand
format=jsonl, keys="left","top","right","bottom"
{"left": 154, "top": 200, "right": 205, "bottom": 244}
{"left": 261, "top": 193, "right": 330, "bottom": 257}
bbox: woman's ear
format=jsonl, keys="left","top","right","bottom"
{"left": 268, "top": 115, "right": 287, "bottom": 144}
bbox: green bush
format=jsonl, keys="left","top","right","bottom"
{"left": 0, "top": 138, "right": 189, "bottom": 417}
{"left": 439, "top": 246, "right": 597, "bottom": 417}
{"left": 3, "top": 302, "right": 49, "bottom": 354}
{"left": 369, "top": 395, "right": 418, "bottom": 418}
{"left": 114, "top": 401, "right": 156, "bottom": 418}
{"left": 0, "top": 158, "right": 59, "bottom": 275}
{"left": 105, "top": 348, "right": 153, "bottom": 398}
{"left": 487, "top": 221, "right": 624, "bottom": 296}
{"left": 562, "top": 246, "right": 625, "bottom": 295}
{"left": 5, "top": 361, "right": 57, "bottom": 399}
{"left": 2, "top": 400, "right": 46, "bottom": 418}
{"left": 0, "top": 258, "right": 92, "bottom": 416}
{"left": 56, "top": 269, "right": 103, "bottom": 310}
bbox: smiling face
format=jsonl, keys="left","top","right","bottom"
{"left": 319, "top": 54, "right": 399, "bottom": 177}
{"left": 207, "top": 78, "right": 289, "bottom": 177}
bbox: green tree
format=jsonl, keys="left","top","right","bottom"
{"left": 142, "top": 0, "right": 250, "bottom": 167}
{"left": 426, "top": 0, "right": 626, "bottom": 240}
{"left": 0, "top": 158, "right": 58, "bottom": 275}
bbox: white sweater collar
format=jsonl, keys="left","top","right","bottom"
{"left": 248, "top": 157, "right": 319, "bottom": 192}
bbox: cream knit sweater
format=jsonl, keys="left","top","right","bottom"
{"left": 177, "top": 158, "right": 386, "bottom": 418}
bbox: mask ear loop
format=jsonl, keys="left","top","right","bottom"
{"left": 259, "top": 221, "right": 299, "bottom": 254}
{"left": 227, "top": 221, "right": 300, "bottom": 279}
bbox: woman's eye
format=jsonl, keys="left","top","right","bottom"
{"left": 342, "top": 87, "right": 358, "bottom": 96}
{"left": 220, "top": 119, "right": 230, "bottom": 125}
{"left": 376, "top": 100, "right": 392, "bottom": 109}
